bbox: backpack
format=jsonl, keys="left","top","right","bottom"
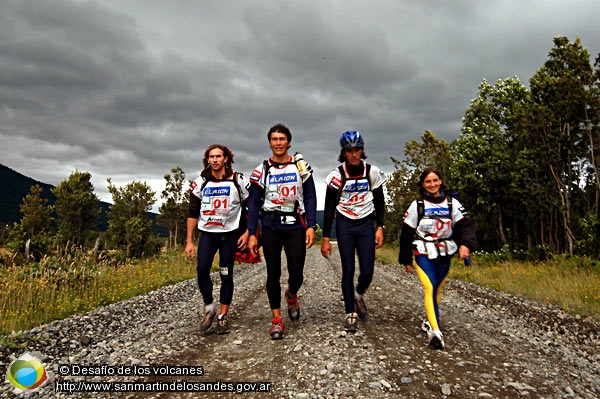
{"left": 199, "top": 171, "right": 243, "bottom": 201}
{"left": 336, "top": 163, "right": 372, "bottom": 202}
{"left": 199, "top": 171, "right": 248, "bottom": 237}
{"left": 416, "top": 193, "right": 453, "bottom": 223}
{"left": 259, "top": 155, "right": 306, "bottom": 209}
{"left": 260, "top": 155, "right": 306, "bottom": 192}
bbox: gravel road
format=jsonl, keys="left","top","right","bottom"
{"left": 1, "top": 247, "right": 599, "bottom": 398}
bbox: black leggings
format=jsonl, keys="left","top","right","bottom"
{"left": 336, "top": 214, "right": 375, "bottom": 313}
{"left": 261, "top": 227, "right": 306, "bottom": 310}
{"left": 196, "top": 231, "right": 236, "bottom": 306}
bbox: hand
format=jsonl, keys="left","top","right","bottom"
{"left": 305, "top": 227, "right": 315, "bottom": 249}
{"left": 321, "top": 238, "right": 332, "bottom": 258}
{"left": 237, "top": 230, "right": 249, "bottom": 251}
{"left": 459, "top": 245, "right": 470, "bottom": 260}
{"left": 375, "top": 227, "right": 384, "bottom": 249}
{"left": 184, "top": 242, "right": 195, "bottom": 260}
{"left": 405, "top": 264, "right": 414, "bottom": 274}
{"left": 248, "top": 235, "right": 258, "bottom": 258}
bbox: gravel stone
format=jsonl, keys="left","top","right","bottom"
{"left": 1, "top": 247, "right": 598, "bottom": 398}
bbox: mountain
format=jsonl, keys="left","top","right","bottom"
{"left": 0, "top": 164, "right": 166, "bottom": 235}
{"left": 0, "top": 164, "right": 56, "bottom": 225}
{"left": 1, "top": 163, "right": 328, "bottom": 238}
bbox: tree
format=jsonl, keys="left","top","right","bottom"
{"left": 529, "top": 36, "right": 595, "bottom": 255}
{"left": 106, "top": 179, "right": 157, "bottom": 258}
{"left": 52, "top": 171, "right": 100, "bottom": 246}
{"left": 591, "top": 55, "right": 600, "bottom": 208}
{"left": 7, "top": 185, "right": 55, "bottom": 259}
{"left": 20, "top": 184, "right": 54, "bottom": 238}
{"left": 157, "top": 166, "right": 187, "bottom": 250}
{"left": 453, "top": 77, "right": 532, "bottom": 251}
{"left": 387, "top": 130, "right": 451, "bottom": 242}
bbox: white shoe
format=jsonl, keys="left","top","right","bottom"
{"left": 428, "top": 329, "right": 445, "bottom": 349}
{"left": 421, "top": 318, "right": 432, "bottom": 334}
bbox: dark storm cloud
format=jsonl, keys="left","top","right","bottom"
{"left": 1, "top": 0, "right": 599, "bottom": 208}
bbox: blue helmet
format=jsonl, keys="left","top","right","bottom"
{"left": 339, "top": 130, "right": 364, "bottom": 148}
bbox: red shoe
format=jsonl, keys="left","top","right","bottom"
{"left": 270, "top": 317, "right": 285, "bottom": 340}
{"left": 285, "top": 290, "right": 300, "bottom": 321}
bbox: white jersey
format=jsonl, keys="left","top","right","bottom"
{"left": 403, "top": 196, "right": 466, "bottom": 257}
{"left": 190, "top": 172, "right": 250, "bottom": 233}
{"left": 324, "top": 163, "right": 387, "bottom": 219}
{"left": 250, "top": 157, "right": 312, "bottom": 215}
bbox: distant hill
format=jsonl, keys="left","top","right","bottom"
{"left": 0, "top": 164, "right": 166, "bottom": 236}
{"left": 1, "top": 163, "right": 330, "bottom": 238}
{"left": 0, "top": 164, "right": 56, "bottom": 225}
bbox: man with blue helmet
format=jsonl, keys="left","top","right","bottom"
{"left": 321, "top": 130, "right": 387, "bottom": 332}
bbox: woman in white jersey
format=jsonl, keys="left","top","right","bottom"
{"left": 398, "top": 167, "right": 477, "bottom": 349}
{"left": 321, "top": 130, "right": 387, "bottom": 332}
{"left": 185, "top": 144, "right": 250, "bottom": 335}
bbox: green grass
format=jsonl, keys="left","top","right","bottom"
{"left": 2, "top": 245, "right": 598, "bottom": 339}
{"left": 0, "top": 250, "right": 198, "bottom": 336}
{"left": 376, "top": 245, "right": 600, "bottom": 321}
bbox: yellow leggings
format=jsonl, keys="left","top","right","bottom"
{"left": 414, "top": 256, "right": 450, "bottom": 330}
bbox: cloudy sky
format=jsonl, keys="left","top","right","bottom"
{"left": 1, "top": 0, "right": 599, "bottom": 210}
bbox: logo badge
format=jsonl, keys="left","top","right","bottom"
{"left": 6, "top": 353, "right": 48, "bottom": 392}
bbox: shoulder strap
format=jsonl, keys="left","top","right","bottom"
{"left": 232, "top": 171, "right": 242, "bottom": 199}
{"left": 261, "top": 158, "right": 301, "bottom": 190}
{"left": 336, "top": 165, "right": 346, "bottom": 202}
{"left": 336, "top": 163, "right": 374, "bottom": 202}
{"left": 200, "top": 176, "right": 209, "bottom": 191}
{"left": 200, "top": 173, "right": 242, "bottom": 199}
{"left": 417, "top": 195, "right": 453, "bottom": 223}
{"left": 260, "top": 160, "right": 271, "bottom": 203}
{"left": 337, "top": 165, "right": 346, "bottom": 180}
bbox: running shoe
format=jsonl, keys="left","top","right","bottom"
{"left": 200, "top": 304, "right": 217, "bottom": 334}
{"left": 421, "top": 318, "right": 432, "bottom": 334}
{"left": 428, "top": 329, "right": 445, "bottom": 350}
{"left": 354, "top": 292, "right": 367, "bottom": 319}
{"left": 270, "top": 317, "right": 285, "bottom": 340}
{"left": 285, "top": 289, "right": 300, "bottom": 321}
{"left": 216, "top": 314, "right": 230, "bottom": 335}
{"left": 344, "top": 312, "right": 358, "bottom": 333}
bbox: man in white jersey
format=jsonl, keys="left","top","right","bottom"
{"left": 185, "top": 144, "right": 250, "bottom": 335}
{"left": 321, "top": 130, "right": 387, "bottom": 332}
{"left": 247, "top": 123, "right": 317, "bottom": 340}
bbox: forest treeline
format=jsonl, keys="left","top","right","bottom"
{"left": 1, "top": 36, "right": 599, "bottom": 263}
{"left": 387, "top": 36, "right": 600, "bottom": 259}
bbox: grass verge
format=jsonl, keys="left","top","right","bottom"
{"left": 0, "top": 250, "right": 197, "bottom": 337}
{"left": 376, "top": 245, "right": 600, "bottom": 321}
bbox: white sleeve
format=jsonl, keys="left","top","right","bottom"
{"left": 190, "top": 176, "right": 204, "bottom": 200}
{"left": 403, "top": 201, "right": 419, "bottom": 229}
{"left": 238, "top": 173, "right": 250, "bottom": 201}
{"left": 369, "top": 165, "right": 388, "bottom": 190}
{"left": 300, "top": 159, "right": 313, "bottom": 183}
{"left": 249, "top": 163, "right": 265, "bottom": 188}
{"left": 324, "top": 168, "right": 343, "bottom": 190}
{"left": 451, "top": 198, "right": 467, "bottom": 224}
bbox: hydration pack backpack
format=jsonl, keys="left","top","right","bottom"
{"left": 336, "top": 163, "right": 372, "bottom": 202}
